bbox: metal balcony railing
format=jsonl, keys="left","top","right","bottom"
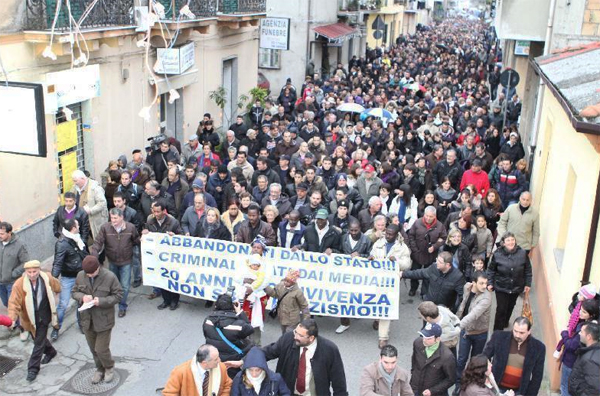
{"left": 25, "top": 0, "right": 134, "bottom": 31}
{"left": 156, "top": 0, "right": 217, "bottom": 21}
{"left": 217, "top": 0, "right": 266, "bottom": 14}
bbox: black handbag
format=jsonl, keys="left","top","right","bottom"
{"left": 268, "top": 291, "right": 290, "bottom": 319}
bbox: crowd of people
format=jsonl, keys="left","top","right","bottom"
{"left": 0, "top": 15, "right": 599, "bottom": 396}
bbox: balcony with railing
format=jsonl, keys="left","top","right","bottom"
{"left": 24, "top": 0, "right": 263, "bottom": 32}
{"left": 25, "top": 0, "right": 135, "bottom": 31}
{"left": 217, "top": 0, "right": 266, "bottom": 14}
{"left": 338, "top": 0, "right": 382, "bottom": 12}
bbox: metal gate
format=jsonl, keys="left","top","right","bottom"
{"left": 56, "top": 102, "right": 86, "bottom": 194}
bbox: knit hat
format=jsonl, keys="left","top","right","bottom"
{"left": 82, "top": 256, "right": 100, "bottom": 274}
{"left": 23, "top": 260, "right": 41, "bottom": 269}
{"left": 285, "top": 269, "right": 301, "bottom": 283}
{"left": 579, "top": 284, "right": 597, "bottom": 300}
{"left": 248, "top": 254, "right": 262, "bottom": 267}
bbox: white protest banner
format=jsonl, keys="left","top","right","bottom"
{"left": 141, "top": 234, "right": 401, "bottom": 320}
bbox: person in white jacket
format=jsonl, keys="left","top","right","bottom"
{"left": 389, "top": 184, "right": 418, "bottom": 231}
{"left": 369, "top": 224, "right": 412, "bottom": 349}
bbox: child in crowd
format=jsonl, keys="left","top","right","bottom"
{"left": 474, "top": 215, "right": 493, "bottom": 261}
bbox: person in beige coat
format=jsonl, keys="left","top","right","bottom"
{"left": 7, "top": 260, "right": 61, "bottom": 382}
{"left": 495, "top": 192, "right": 539, "bottom": 252}
{"left": 360, "top": 344, "right": 414, "bottom": 396}
{"left": 455, "top": 271, "right": 492, "bottom": 391}
{"left": 265, "top": 269, "right": 310, "bottom": 334}
{"left": 369, "top": 224, "right": 412, "bottom": 349}
{"left": 71, "top": 170, "right": 108, "bottom": 242}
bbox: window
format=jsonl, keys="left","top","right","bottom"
{"left": 554, "top": 165, "right": 576, "bottom": 271}
{"left": 56, "top": 103, "right": 85, "bottom": 194}
{"left": 259, "top": 48, "right": 281, "bottom": 69}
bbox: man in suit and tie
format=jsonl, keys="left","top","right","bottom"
{"left": 262, "top": 319, "right": 348, "bottom": 396}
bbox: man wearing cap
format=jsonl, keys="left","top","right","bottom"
{"left": 357, "top": 164, "right": 383, "bottom": 203}
{"left": 301, "top": 209, "right": 340, "bottom": 254}
{"left": 8, "top": 260, "right": 61, "bottom": 382}
{"left": 329, "top": 198, "right": 358, "bottom": 234}
{"left": 181, "top": 178, "right": 218, "bottom": 211}
{"left": 181, "top": 134, "right": 203, "bottom": 166}
{"left": 207, "top": 165, "right": 231, "bottom": 210}
{"left": 72, "top": 256, "right": 123, "bottom": 384}
{"left": 410, "top": 322, "right": 456, "bottom": 396}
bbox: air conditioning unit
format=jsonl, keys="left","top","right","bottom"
{"left": 135, "top": 6, "right": 149, "bottom": 32}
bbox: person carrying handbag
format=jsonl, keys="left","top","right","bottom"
{"left": 264, "top": 269, "right": 310, "bottom": 334}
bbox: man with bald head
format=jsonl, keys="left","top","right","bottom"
{"left": 496, "top": 191, "right": 539, "bottom": 254}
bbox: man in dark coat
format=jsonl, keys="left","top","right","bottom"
{"left": 146, "top": 140, "right": 178, "bottom": 183}
{"left": 72, "top": 256, "right": 123, "bottom": 384}
{"left": 203, "top": 294, "right": 254, "bottom": 378}
{"left": 484, "top": 317, "right": 545, "bottom": 396}
{"left": 407, "top": 206, "right": 447, "bottom": 296}
{"left": 52, "top": 192, "right": 91, "bottom": 243}
{"left": 401, "top": 252, "right": 465, "bottom": 312}
{"left": 51, "top": 218, "right": 88, "bottom": 340}
{"left": 410, "top": 323, "right": 456, "bottom": 396}
{"left": 262, "top": 319, "right": 348, "bottom": 396}
{"left": 433, "top": 149, "right": 463, "bottom": 190}
{"left": 302, "top": 209, "right": 341, "bottom": 254}
{"left": 568, "top": 322, "right": 600, "bottom": 396}
{"left": 235, "top": 204, "right": 277, "bottom": 246}
{"left": 140, "top": 180, "right": 177, "bottom": 221}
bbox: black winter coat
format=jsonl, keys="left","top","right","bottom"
{"left": 203, "top": 310, "right": 254, "bottom": 362}
{"left": 194, "top": 221, "right": 232, "bottom": 241}
{"left": 51, "top": 236, "right": 89, "bottom": 278}
{"left": 302, "top": 224, "right": 341, "bottom": 253}
{"left": 484, "top": 331, "right": 545, "bottom": 396}
{"left": 408, "top": 219, "right": 448, "bottom": 267}
{"left": 568, "top": 343, "right": 600, "bottom": 396}
{"left": 410, "top": 337, "right": 456, "bottom": 396}
{"left": 487, "top": 246, "right": 532, "bottom": 294}
{"left": 402, "top": 264, "right": 465, "bottom": 312}
{"left": 262, "top": 331, "right": 348, "bottom": 396}
{"left": 52, "top": 206, "right": 91, "bottom": 242}
{"left": 439, "top": 242, "right": 472, "bottom": 276}
{"left": 433, "top": 160, "right": 463, "bottom": 190}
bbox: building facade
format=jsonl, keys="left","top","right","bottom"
{"left": 0, "top": 0, "right": 265, "bottom": 259}
{"left": 529, "top": 43, "right": 600, "bottom": 391}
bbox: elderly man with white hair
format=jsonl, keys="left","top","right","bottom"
{"left": 220, "top": 130, "right": 240, "bottom": 159}
{"left": 181, "top": 134, "right": 202, "bottom": 165}
{"left": 71, "top": 170, "right": 108, "bottom": 243}
{"left": 357, "top": 196, "right": 384, "bottom": 233}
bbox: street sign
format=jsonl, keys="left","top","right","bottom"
{"left": 260, "top": 18, "right": 291, "bottom": 50}
{"left": 500, "top": 69, "right": 520, "bottom": 88}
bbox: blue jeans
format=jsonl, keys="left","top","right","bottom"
{"left": 57, "top": 276, "right": 77, "bottom": 326}
{"left": 0, "top": 282, "right": 14, "bottom": 308}
{"left": 456, "top": 330, "right": 489, "bottom": 385}
{"left": 560, "top": 365, "right": 572, "bottom": 396}
{"left": 132, "top": 246, "right": 142, "bottom": 283}
{"left": 109, "top": 262, "right": 131, "bottom": 311}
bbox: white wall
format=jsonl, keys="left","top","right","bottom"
{"left": 495, "top": 0, "right": 550, "bottom": 41}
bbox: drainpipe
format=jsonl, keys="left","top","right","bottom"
{"left": 528, "top": 0, "right": 557, "bottom": 164}
{"left": 306, "top": 0, "right": 312, "bottom": 75}
{"left": 582, "top": 167, "right": 600, "bottom": 285}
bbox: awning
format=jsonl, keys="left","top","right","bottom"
{"left": 314, "top": 23, "right": 360, "bottom": 44}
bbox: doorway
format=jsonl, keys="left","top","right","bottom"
{"left": 160, "top": 88, "right": 184, "bottom": 141}
{"left": 222, "top": 58, "right": 238, "bottom": 128}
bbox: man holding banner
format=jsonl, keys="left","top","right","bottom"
{"left": 142, "top": 201, "right": 183, "bottom": 309}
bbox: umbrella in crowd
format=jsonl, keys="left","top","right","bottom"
{"left": 336, "top": 103, "right": 365, "bottom": 113}
{"left": 403, "top": 82, "right": 427, "bottom": 92}
{"left": 361, "top": 107, "right": 393, "bottom": 121}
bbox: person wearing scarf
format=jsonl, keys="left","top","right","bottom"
{"left": 163, "top": 344, "right": 232, "bottom": 396}
{"left": 231, "top": 347, "right": 290, "bottom": 395}
{"left": 359, "top": 344, "right": 413, "bottom": 395}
